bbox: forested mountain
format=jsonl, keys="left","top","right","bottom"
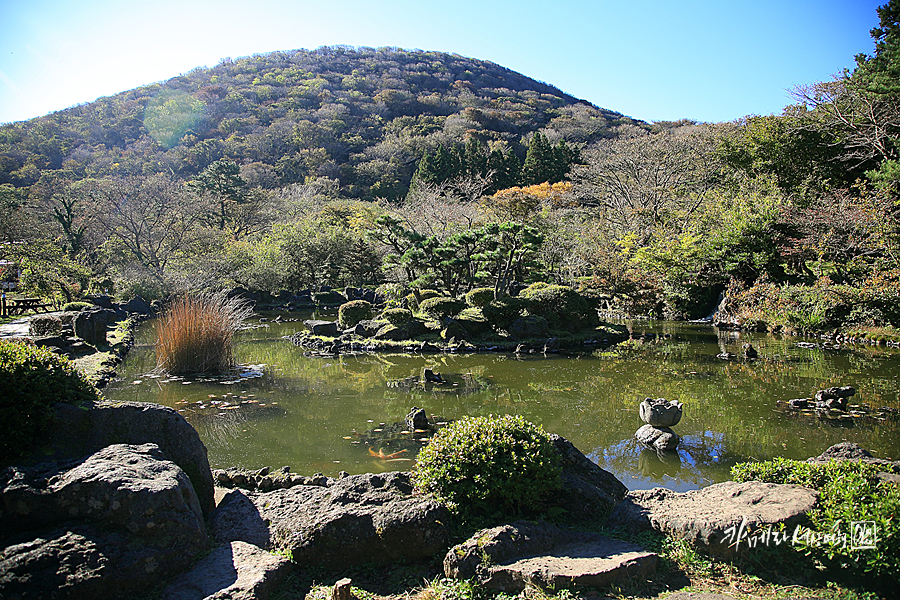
{"left": 0, "top": 46, "right": 634, "bottom": 200}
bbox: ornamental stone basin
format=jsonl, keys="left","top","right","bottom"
{"left": 639, "top": 397, "right": 683, "bottom": 428}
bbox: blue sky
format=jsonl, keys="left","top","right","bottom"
{"left": 0, "top": 0, "right": 884, "bottom": 125}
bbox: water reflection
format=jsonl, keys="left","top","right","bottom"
{"left": 102, "top": 315, "right": 900, "bottom": 490}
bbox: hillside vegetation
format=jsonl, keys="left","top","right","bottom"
{"left": 2, "top": 0, "right": 899, "bottom": 339}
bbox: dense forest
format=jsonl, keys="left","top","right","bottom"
{"left": 2, "top": 0, "right": 899, "bottom": 335}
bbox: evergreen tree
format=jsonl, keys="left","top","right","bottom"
{"left": 521, "top": 132, "right": 553, "bottom": 185}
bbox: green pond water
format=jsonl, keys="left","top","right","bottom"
{"left": 103, "top": 315, "right": 900, "bottom": 492}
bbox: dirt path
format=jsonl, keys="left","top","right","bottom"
{"left": 0, "top": 316, "right": 32, "bottom": 338}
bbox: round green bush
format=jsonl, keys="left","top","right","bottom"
{"left": 338, "top": 300, "right": 373, "bottom": 329}
{"left": 380, "top": 308, "right": 413, "bottom": 325}
{"left": 481, "top": 297, "right": 527, "bottom": 331}
{"left": 62, "top": 301, "right": 93, "bottom": 312}
{"left": 405, "top": 288, "right": 440, "bottom": 311}
{"left": 413, "top": 414, "right": 562, "bottom": 519}
{"left": 519, "top": 282, "right": 598, "bottom": 332}
{"left": 418, "top": 296, "right": 466, "bottom": 320}
{"left": 0, "top": 341, "right": 100, "bottom": 463}
{"left": 465, "top": 287, "right": 495, "bottom": 308}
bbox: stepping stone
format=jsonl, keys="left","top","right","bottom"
{"left": 444, "top": 521, "right": 657, "bottom": 592}
{"left": 161, "top": 541, "right": 294, "bottom": 600}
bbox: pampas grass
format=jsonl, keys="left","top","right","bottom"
{"left": 154, "top": 292, "right": 253, "bottom": 375}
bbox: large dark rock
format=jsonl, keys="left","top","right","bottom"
{"left": 304, "top": 319, "right": 339, "bottom": 337}
{"left": 349, "top": 319, "right": 385, "bottom": 338}
{"left": 0, "top": 444, "right": 207, "bottom": 599}
{"left": 508, "top": 315, "right": 549, "bottom": 340}
{"left": 444, "top": 520, "right": 657, "bottom": 592}
{"left": 160, "top": 541, "right": 294, "bottom": 600}
{"left": 213, "top": 472, "right": 450, "bottom": 569}
{"left": 85, "top": 294, "right": 115, "bottom": 309}
{"left": 441, "top": 319, "right": 470, "bottom": 341}
{"left": 814, "top": 386, "right": 856, "bottom": 411}
{"left": 73, "top": 308, "right": 110, "bottom": 346}
{"left": 608, "top": 481, "right": 817, "bottom": 556}
{"left": 549, "top": 434, "right": 628, "bottom": 521}
{"left": 635, "top": 424, "right": 680, "bottom": 451}
{"left": 33, "top": 400, "right": 216, "bottom": 516}
{"left": 375, "top": 320, "right": 427, "bottom": 341}
{"left": 123, "top": 295, "right": 152, "bottom": 315}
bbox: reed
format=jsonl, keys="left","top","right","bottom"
{"left": 154, "top": 292, "right": 253, "bottom": 375}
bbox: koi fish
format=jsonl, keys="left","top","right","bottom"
{"left": 368, "top": 447, "right": 409, "bottom": 460}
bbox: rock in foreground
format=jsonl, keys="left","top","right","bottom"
{"left": 444, "top": 520, "right": 657, "bottom": 592}
{"left": 549, "top": 433, "right": 628, "bottom": 520}
{"left": 211, "top": 471, "right": 450, "bottom": 568}
{"left": 609, "top": 480, "right": 817, "bottom": 556}
{"left": 38, "top": 400, "right": 216, "bottom": 516}
{"left": 0, "top": 444, "right": 207, "bottom": 599}
{"left": 161, "top": 541, "right": 294, "bottom": 600}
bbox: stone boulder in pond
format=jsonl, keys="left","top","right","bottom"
{"left": 304, "top": 319, "right": 339, "bottom": 337}
{"left": 0, "top": 444, "right": 207, "bottom": 600}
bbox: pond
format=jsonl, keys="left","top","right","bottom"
{"left": 103, "top": 314, "right": 900, "bottom": 492}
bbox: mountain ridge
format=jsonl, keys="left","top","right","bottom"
{"left": 0, "top": 45, "right": 640, "bottom": 200}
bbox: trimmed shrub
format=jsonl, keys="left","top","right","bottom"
{"left": 732, "top": 457, "right": 900, "bottom": 591}
{"left": 418, "top": 296, "right": 466, "bottom": 320}
{"left": 29, "top": 315, "right": 63, "bottom": 337}
{"left": 338, "top": 300, "right": 373, "bottom": 329}
{"left": 405, "top": 288, "right": 440, "bottom": 311}
{"left": 154, "top": 291, "right": 253, "bottom": 375}
{"left": 481, "top": 297, "right": 528, "bottom": 331}
{"left": 519, "top": 282, "right": 599, "bottom": 332}
{"left": 465, "top": 287, "right": 495, "bottom": 308}
{"left": 61, "top": 301, "right": 92, "bottom": 312}
{"left": 413, "top": 414, "right": 561, "bottom": 520}
{"left": 0, "top": 341, "right": 100, "bottom": 462}
{"left": 380, "top": 308, "right": 413, "bottom": 325}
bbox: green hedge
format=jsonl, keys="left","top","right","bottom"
{"left": 380, "top": 308, "right": 413, "bottom": 325}
{"left": 732, "top": 457, "right": 900, "bottom": 592}
{"left": 519, "top": 282, "right": 598, "bottom": 332}
{"left": 0, "top": 341, "right": 100, "bottom": 462}
{"left": 418, "top": 296, "right": 466, "bottom": 320}
{"left": 465, "top": 287, "right": 495, "bottom": 308}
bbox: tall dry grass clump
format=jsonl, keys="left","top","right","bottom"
{"left": 154, "top": 292, "right": 253, "bottom": 375}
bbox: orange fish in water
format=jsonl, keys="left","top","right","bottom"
{"left": 368, "top": 447, "right": 409, "bottom": 460}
